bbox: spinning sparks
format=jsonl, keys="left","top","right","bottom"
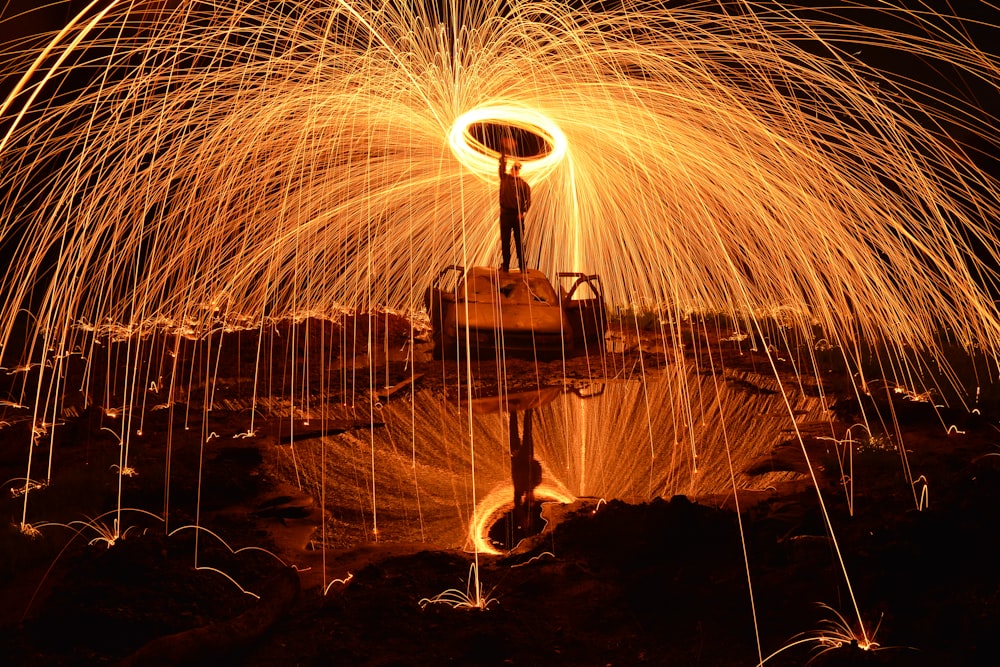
{"left": 448, "top": 105, "right": 567, "bottom": 181}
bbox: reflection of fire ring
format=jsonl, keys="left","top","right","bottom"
{"left": 449, "top": 106, "right": 567, "bottom": 183}
{"left": 468, "top": 483, "right": 576, "bottom": 556}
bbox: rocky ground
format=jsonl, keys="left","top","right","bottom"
{"left": 1, "top": 317, "right": 999, "bottom": 666}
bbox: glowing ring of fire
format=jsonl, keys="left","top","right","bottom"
{"left": 448, "top": 105, "right": 567, "bottom": 183}
{"left": 468, "top": 483, "right": 576, "bottom": 555}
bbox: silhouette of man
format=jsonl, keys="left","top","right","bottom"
{"left": 498, "top": 150, "right": 531, "bottom": 273}
{"left": 509, "top": 408, "right": 542, "bottom": 534}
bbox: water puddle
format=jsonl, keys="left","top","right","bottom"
{"left": 280, "top": 361, "right": 828, "bottom": 553}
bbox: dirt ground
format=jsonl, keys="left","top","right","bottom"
{"left": 1, "top": 317, "right": 999, "bottom": 666}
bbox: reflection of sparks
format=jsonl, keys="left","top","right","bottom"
{"left": 468, "top": 483, "right": 577, "bottom": 556}
{"left": 286, "top": 371, "right": 825, "bottom": 550}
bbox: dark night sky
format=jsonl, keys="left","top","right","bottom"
{"left": 2, "top": 1, "right": 998, "bottom": 45}
{"left": 2, "top": 1, "right": 997, "bottom": 73}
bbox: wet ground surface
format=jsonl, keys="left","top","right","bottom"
{"left": 1, "top": 318, "right": 999, "bottom": 665}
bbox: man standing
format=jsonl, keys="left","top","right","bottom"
{"left": 498, "top": 151, "right": 531, "bottom": 273}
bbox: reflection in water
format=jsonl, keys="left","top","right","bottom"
{"left": 505, "top": 409, "right": 543, "bottom": 548}
{"left": 284, "top": 361, "right": 826, "bottom": 553}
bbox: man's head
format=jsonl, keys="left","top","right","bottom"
{"left": 511, "top": 162, "right": 522, "bottom": 175}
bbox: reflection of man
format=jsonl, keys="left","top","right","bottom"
{"left": 498, "top": 151, "right": 531, "bottom": 273}
{"left": 509, "top": 409, "right": 542, "bottom": 533}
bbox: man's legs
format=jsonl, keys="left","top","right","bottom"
{"left": 500, "top": 214, "right": 514, "bottom": 272}
{"left": 512, "top": 219, "right": 526, "bottom": 271}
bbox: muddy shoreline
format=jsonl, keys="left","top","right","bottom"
{"left": 1, "top": 319, "right": 998, "bottom": 665}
